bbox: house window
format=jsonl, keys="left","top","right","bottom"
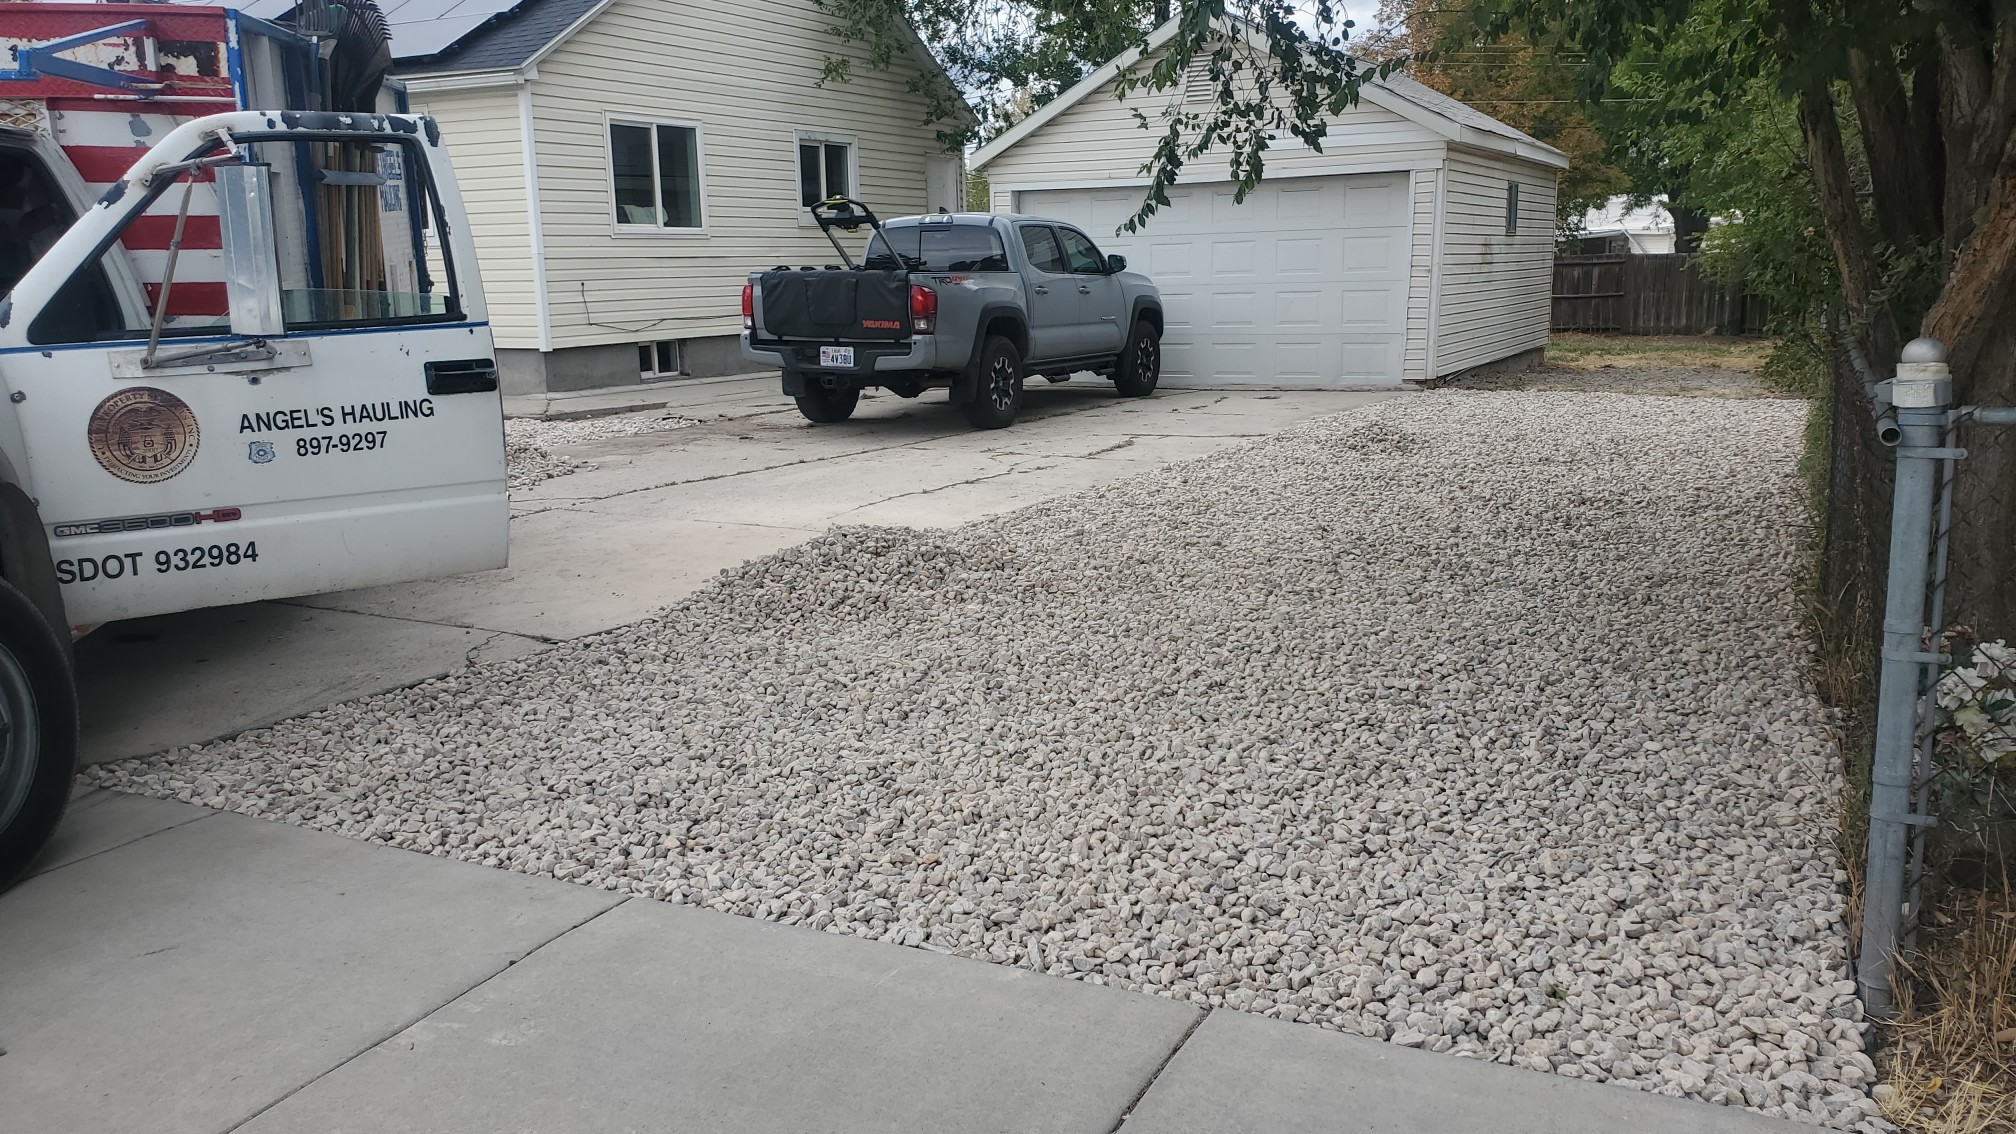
{"left": 638, "top": 339, "right": 681, "bottom": 378}
{"left": 610, "top": 119, "right": 703, "bottom": 230}
{"left": 797, "top": 132, "right": 855, "bottom": 210}
{"left": 1505, "top": 180, "right": 1520, "bottom": 236}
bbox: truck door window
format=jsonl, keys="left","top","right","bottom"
{"left": 1018, "top": 224, "right": 1068, "bottom": 274}
{"left": 1057, "top": 227, "right": 1106, "bottom": 274}
{"left": 28, "top": 136, "right": 455, "bottom": 345}
{"left": 0, "top": 149, "right": 80, "bottom": 296}
{"left": 253, "top": 137, "right": 456, "bottom": 326}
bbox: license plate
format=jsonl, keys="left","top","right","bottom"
{"left": 819, "top": 346, "right": 855, "bottom": 368}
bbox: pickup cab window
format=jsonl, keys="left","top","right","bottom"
{"left": 1057, "top": 227, "right": 1107, "bottom": 274}
{"left": 29, "top": 136, "right": 456, "bottom": 345}
{"left": 1018, "top": 224, "right": 1069, "bottom": 274}
{"left": 864, "top": 225, "right": 1009, "bottom": 271}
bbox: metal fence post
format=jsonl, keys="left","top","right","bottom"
{"left": 1858, "top": 338, "right": 1953, "bottom": 1019}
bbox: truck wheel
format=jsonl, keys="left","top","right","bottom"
{"left": 0, "top": 576, "right": 77, "bottom": 888}
{"left": 795, "top": 387, "right": 860, "bottom": 423}
{"left": 965, "top": 337, "right": 1024, "bottom": 430}
{"left": 1114, "top": 319, "right": 1161, "bottom": 397}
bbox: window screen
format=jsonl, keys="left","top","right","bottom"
{"left": 1018, "top": 225, "right": 1067, "bottom": 273}
{"left": 865, "top": 225, "right": 1010, "bottom": 271}
{"left": 1505, "top": 180, "right": 1520, "bottom": 236}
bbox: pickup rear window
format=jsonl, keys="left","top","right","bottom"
{"left": 864, "top": 225, "right": 1010, "bottom": 272}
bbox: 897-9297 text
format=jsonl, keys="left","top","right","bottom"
{"left": 297, "top": 431, "right": 388, "bottom": 457}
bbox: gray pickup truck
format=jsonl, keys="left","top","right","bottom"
{"left": 741, "top": 201, "right": 1163, "bottom": 429}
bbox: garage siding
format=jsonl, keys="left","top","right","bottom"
{"left": 981, "top": 56, "right": 1446, "bottom": 189}
{"left": 1434, "top": 149, "right": 1559, "bottom": 375}
{"left": 1405, "top": 170, "right": 1437, "bottom": 382}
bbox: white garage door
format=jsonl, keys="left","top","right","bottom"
{"left": 1017, "top": 173, "right": 1413, "bottom": 388}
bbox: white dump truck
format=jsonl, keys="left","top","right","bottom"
{"left": 0, "top": 4, "right": 507, "bottom": 882}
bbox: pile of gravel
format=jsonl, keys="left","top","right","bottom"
{"left": 504, "top": 412, "right": 700, "bottom": 492}
{"left": 90, "top": 391, "right": 1876, "bottom": 1129}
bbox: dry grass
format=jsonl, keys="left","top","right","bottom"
{"left": 1878, "top": 885, "right": 2016, "bottom": 1133}
{"left": 1546, "top": 333, "right": 1775, "bottom": 372}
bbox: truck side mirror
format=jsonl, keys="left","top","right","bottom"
{"left": 213, "top": 163, "right": 285, "bottom": 337}
{"left": 1105, "top": 254, "right": 1127, "bottom": 273}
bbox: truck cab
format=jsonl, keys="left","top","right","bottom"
{"left": 0, "top": 7, "right": 506, "bottom": 885}
{"left": 743, "top": 207, "right": 1162, "bottom": 429}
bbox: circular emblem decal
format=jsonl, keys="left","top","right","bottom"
{"left": 87, "top": 387, "right": 201, "bottom": 484}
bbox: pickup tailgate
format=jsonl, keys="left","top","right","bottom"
{"left": 757, "top": 268, "right": 910, "bottom": 340}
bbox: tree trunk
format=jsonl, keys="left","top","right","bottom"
{"left": 1847, "top": 47, "right": 1941, "bottom": 250}
{"left": 1923, "top": 124, "right": 2016, "bottom": 393}
{"left": 1798, "top": 81, "right": 1891, "bottom": 355}
{"left": 1669, "top": 200, "right": 1710, "bottom": 254}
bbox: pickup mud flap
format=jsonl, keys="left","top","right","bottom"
{"left": 947, "top": 354, "right": 982, "bottom": 405}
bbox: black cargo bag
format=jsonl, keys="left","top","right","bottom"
{"left": 757, "top": 269, "right": 910, "bottom": 341}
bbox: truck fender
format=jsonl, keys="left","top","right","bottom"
{"left": 1126, "top": 297, "right": 1164, "bottom": 337}
{"left": 0, "top": 481, "right": 65, "bottom": 639}
{"left": 951, "top": 305, "right": 1028, "bottom": 405}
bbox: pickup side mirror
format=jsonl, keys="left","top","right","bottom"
{"left": 213, "top": 163, "right": 285, "bottom": 337}
{"left": 1105, "top": 254, "right": 1127, "bottom": 273}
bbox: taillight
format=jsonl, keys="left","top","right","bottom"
{"left": 741, "top": 283, "right": 754, "bottom": 330}
{"left": 909, "top": 284, "right": 937, "bottom": 334}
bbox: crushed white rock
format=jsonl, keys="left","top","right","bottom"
{"left": 90, "top": 391, "right": 1879, "bottom": 1130}
{"left": 505, "top": 411, "right": 700, "bottom": 492}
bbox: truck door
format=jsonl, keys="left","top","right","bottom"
{"left": 1056, "top": 226, "right": 1124, "bottom": 355}
{"left": 0, "top": 113, "right": 506, "bottom": 627}
{"left": 1014, "top": 222, "right": 1078, "bottom": 361}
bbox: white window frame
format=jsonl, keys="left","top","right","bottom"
{"left": 638, "top": 339, "right": 682, "bottom": 378}
{"left": 605, "top": 113, "right": 708, "bottom": 237}
{"left": 795, "top": 129, "right": 858, "bottom": 226}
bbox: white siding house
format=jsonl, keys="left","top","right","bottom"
{"left": 395, "top": 0, "right": 971, "bottom": 394}
{"left": 971, "top": 23, "right": 1567, "bottom": 388}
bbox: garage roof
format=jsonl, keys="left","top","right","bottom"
{"left": 971, "top": 19, "right": 1570, "bottom": 172}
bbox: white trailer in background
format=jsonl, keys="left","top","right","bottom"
{"left": 0, "top": 4, "right": 507, "bottom": 882}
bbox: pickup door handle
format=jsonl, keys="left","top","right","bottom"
{"left": 1032, "top": 285, "right": 1050, "bottom": 295}
{"left": 425, "top": 358, "right": 499, "bottom": 395}
{"left": 1077, "top": 285, "right": 1093, "bottom": 294}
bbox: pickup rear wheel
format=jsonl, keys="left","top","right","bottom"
{"left": 0, "top": 575, "right": 77, "bottom": 889}
{"left": 1114, "top": 319, "right": 1161, "bottom": 397}
{"left": 964, "top": 336, "right": 1024, "bottom": 430}
{"left": 794, "top": 386, "right": 860, "bottom": 424}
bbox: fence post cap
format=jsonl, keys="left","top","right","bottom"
{"left": 1900, "top": 337, "right": 1946, "bottom": 364}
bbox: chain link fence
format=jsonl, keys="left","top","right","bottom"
{"left": 1819, "top": 338, "right": 2016, "bottom": 1017}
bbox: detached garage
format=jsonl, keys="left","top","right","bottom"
{"left": 970, "top": 25, "right": 1570, "bottom": 389}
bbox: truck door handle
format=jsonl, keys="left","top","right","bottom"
{"left": 425, "top": 358, "right": 499, "bottom": 395}
{"left": 1032, "top": 285, "right": 1050, "bottom": 295}
{"left": 1078, "top": 285, "right": 1093, "bottom": 294}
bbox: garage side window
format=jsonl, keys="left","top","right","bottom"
{"left": 797, "top": 133, "right": 855, "bottom": 209}
{"left": 1019, "top": 224, "right": 1067, "bottom": 273}
{"left": 1505, "top": 180, "right": 1520, "bottom": 236}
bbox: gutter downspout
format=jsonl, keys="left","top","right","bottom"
{"left": 518, "top": 82, "right": 553, "bottom": 353}
{"left": 1425, "top": 164, "right": 1447, "bottom": 379}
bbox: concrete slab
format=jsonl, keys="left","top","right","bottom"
{"left": 1122, "top": 1007, "right": 1809, "bottom": 1134}
{"left": 299, "top": 511, "right": 815, "bottom": 640}
{"left": 241, "top": 896, "right": 1202, "bottom": 1134}
{"left": 23, "top": 789, "right": 213, "bottom": 877}
{"left": 0, "top": 812, "right": 621, "bottom": 1134}
{"left": 74, "top": 602, "right": 547, "bottom": 765}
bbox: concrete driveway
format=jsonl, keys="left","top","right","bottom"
{"left": 73, "top": 376, "right": 1396, "bottom": 765}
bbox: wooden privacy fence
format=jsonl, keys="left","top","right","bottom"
{"left": 1552, "top": 253, "right": 1769, "bottom": 335}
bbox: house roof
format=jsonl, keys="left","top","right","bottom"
{"left": 391, "top": 0, "right": 607, "bottom": 74}
{"left": 970, "top": 19, "right": 1570, "bottom": 172}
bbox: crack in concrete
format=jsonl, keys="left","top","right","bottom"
{"left": 822, "top": 461, "right": 1059, "bottom": 522}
